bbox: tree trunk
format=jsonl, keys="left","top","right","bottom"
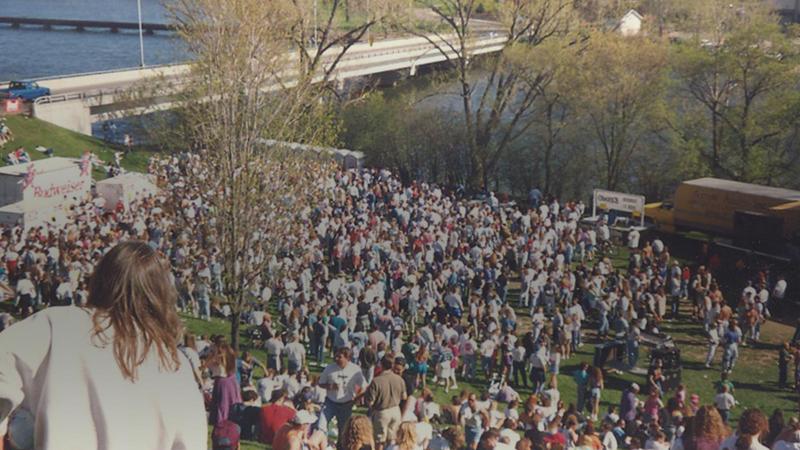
{"left": 230, "top": 309, "right": 241, "bottom": 351}
{"left": 711, "top": 107, "right": 722, "bottom": 176}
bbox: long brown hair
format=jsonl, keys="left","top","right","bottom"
{"left": 396, "top": 422, "right": 418, "bottom": 450}
{"left": 736, "top": 409, "right": 768, "bottom": 450}
{"left": 685, "top": 405, "right": 728, "bottom": 450}
{"left": 340, "top": 415, "right": 375, "bottom": 450}
{"left": 88, "top": 241, "right": 182, "bottom": 381}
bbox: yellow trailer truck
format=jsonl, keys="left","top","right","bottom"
{"left": 645, "top": 178, "right": 800, "bottom": 242}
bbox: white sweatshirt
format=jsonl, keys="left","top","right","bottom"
{"left": 0, "top": 306, "right": 207, "bottom": 450}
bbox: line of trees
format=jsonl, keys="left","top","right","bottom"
{"left": 341, "top": 0, "right": 800, "bottom": 201}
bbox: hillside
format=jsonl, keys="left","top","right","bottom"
{"left": 0, "top": 115, "right": 154, "bottom": 174}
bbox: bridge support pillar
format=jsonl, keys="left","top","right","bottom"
{"left": 33, "top": 100, "right": 93, "bottom": 136}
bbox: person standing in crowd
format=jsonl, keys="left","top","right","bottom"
{"left": 674, "top": 405, "right": 728, "bottom": 450}
{"left": 209, "top": 340, "right": 242, "bottom": 425}
{"left": 627, "top": 323, "right": 641, "bottom": 368}
{"left": 620, "top": 382, "right": 640, "bottom": 425}
{"left": 14, "top": 272, "right": 35, "bottom": 318}
{"left": 779, "top": 342, "right": 791, "bottom": 389}
{"left": 460, "top": 393, "right": 485, "bottom": 450}
{"left": 266, "top": 332, "right": 285, "bottom": 372}
{"left": 0, "top": 241, "right": 206, "bottom": 449}
{"left": 318, "top": 347, "right": 367, "bottom": 435}
{"left": 365, "top": 355, "right": 408, "bottom": 450}
{"left": 714, "top": 384, "right": 737, "bottom": 424}
{"left": 284, "top": 333, "right": 307, "bottom": 374}
{"left": 529, "top": 344, "right": 548, "bottom": 394}
{"left": 722, "top": 322, "right": 742, "bottom": 373}
{"left": 574, "top": 362, "right": 590, "bottom": 413}
{"left": 258, "top": 388, "right": 296, "bottom": 445}
{"left": 588, "top": 366, "right": 604, "bottom": 421}
{"left": 720, "top": 409, "right": 769, "bottom": 450}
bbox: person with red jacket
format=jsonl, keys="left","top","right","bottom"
{"left": 258, "top": 388, "right": 296, "bottom": 445}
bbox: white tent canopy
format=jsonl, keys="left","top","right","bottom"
{"left": 95, "top": 172, "right": 159, "bottom": 210}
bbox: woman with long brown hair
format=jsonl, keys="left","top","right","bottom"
{"left": 721, "top": 408, "right": 769, "bottom": 450}
{"left": 675, "top": 405, "right": 729, "bottom": 450}
{"left": 387, "top": 422, "right": 420, "bottom": 450}
{"left": 0, "top": 241, "right": 205, "bottom": 449}
{"left": 340, "top": 415, "right": 376, "bottom": 450}
{"left": 588, "top": 366, "right": 604, "bottom": 421}
{"left": 207, "top": 337, "right": 242, "bottom": 425}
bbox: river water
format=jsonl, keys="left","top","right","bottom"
{"left": 0, "top": 0, "right": 186, "bottom": 81}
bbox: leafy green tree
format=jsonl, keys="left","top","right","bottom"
{"left": 672, "top": 4, "right": 800, "bottom": 184}
{"left": 566, "top": 32, "right": 669, "bottom": 190}
{"left": 413, "top": 0, "right": 573, "bottom": 191}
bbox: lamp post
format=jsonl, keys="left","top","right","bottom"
{"left": 137, "top": 0, "right": 145, "bottom": 67}
{"left": 313, "top": 0, "right": 318, "bottom": 47}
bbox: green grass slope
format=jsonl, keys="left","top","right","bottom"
{"left": 1, "top": 115, "right": 153, "bottom": 174}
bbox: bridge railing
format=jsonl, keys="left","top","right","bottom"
{"left": 34, "top": 87, "right": 131, "bottom": 105}
{"left": 30, "top": 35, "right": 507, "bottom": 107}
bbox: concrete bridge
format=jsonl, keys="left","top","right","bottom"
{"left": 23, "top": 33, "right": 506, "bottom": 135}
{"left": 0, "top": 16, "right": 173, "bottom": 33}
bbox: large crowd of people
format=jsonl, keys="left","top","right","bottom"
{"left": 0, "top": 153, "right": 796, "bottom": 450}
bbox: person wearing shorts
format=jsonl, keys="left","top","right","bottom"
{"left": 460, "top": 394, "right": 483, "bottom": 449}
{"left": 365, "top": 356, "right": 407, "bottom": 450}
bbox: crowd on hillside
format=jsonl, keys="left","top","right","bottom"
{"left": 0, "top": 154, "right": 796, "bottom": 450}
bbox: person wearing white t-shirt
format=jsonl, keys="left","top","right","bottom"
{"left": 602, "top": 421, "right": 618, "bottom": 450}
{"left": 284, "top": 334, "right": 307, "bottom": 373}
{"left": 317, "top": 347, "right": 366, "bottom": 435}
{"left": 627, "top": 229, "right": 640, "bottom": 249}
{"left": 714, "top": 385, "right": 736, "bottom": 424}
{"left": 480, "top": 337, "right": 497, "bottom": 378}
{"left": 773, "top": 277, "right": 788, "bottom": 301}
{"left": 265, "top": 335, "right": 285, "bottom": 371}
{"left": 15, "top": 273, "right": 36, "bottom": 317}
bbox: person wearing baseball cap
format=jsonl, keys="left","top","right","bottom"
{"left": 272, "top": 410, "right": 319, "bottom": 450}
{"left": 621, "top": 383, "right": 640, "bottom": 424}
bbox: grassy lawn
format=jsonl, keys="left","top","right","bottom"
{"left": 186, "top": 249, "right": 797, "bottom": 449}
{"left": 0, "top": 115, "right": 155, "bottom": 174}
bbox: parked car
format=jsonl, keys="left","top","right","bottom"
{"left": 0, "top": 81, "right": 51, "bottom": 101}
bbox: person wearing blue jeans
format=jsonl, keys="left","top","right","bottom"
{"left": 461, "top": 352, "right": 477, "bottom": 380}
{"left": 722, "top": 323, "right": 742, "bottom": 372}
{"left": 317, "top": 348, "right": 366, "bottom": 435}
{"left": 627, "top": 327, "right": 641, "bottom": 368}
{"left": 573, "top": 362, "right": 589, "bottom": 413}
{"left": 194, "top": 277, "right": 211, "bottom": 321}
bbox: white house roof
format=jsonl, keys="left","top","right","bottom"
{"left": 622, "top": 9, "right": 643, "bottom": 21}
{"left": 0, "top": 157, "right": 78, "bottom": 177}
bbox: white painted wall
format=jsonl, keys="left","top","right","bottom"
{"left": 619, "top": 14, "right": 642, "bottom": 37}
{"left": 32, "top": 100, "right": 92, "bottom": 135}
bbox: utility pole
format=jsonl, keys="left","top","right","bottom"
{"left": 137, "top": 0, "right": 145, "bottom": 67}
{"left": 313, "top": 0, "right": 319, "bottom": 47}
{"left": 367, "top": 0, "right": 371, "bottom": 44}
